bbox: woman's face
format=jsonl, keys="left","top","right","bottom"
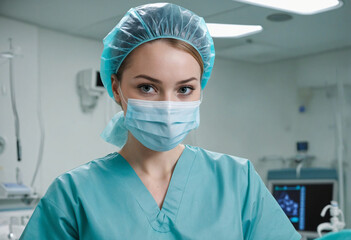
{"left": 111, "top": 40, "right": 202, "bottom": 111}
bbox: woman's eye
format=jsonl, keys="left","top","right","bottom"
{"left": 139, "top": 84, "right": 156, "bottom": 94}
{"left": 179, "top": 86, "right": 193, "bottom": 95}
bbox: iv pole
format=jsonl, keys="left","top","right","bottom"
{"left": 1, "top": 38, "right": 45, "bottom": 190}
{"left": 7, "top": 38, "right": 22, "bottom": 163}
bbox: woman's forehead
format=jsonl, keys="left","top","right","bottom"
{"left": 124, "top": 41, "right": 202, "bottom": 80}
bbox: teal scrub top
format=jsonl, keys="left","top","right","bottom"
{"left": 20, "top": 145, "right": 301, "bottom": 240}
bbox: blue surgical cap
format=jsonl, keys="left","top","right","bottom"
{"left": 100, "top": 2, "right": 215, "bottom": 98}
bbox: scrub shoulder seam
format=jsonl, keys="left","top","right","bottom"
{"left": 43, "top": 197, "right": 77, "bottom": 226}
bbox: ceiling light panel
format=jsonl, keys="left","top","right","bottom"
{"left": 233, "top": 0, "right": 343, "bottom": 15}
{"left": 206, "top": 23, "right": 263, "bottom": 38}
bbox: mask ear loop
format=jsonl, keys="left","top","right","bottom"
{"left": 190, "top": 90, "right": 202, "bottom": 146}
{"left": 118, "top": 82, "right": 128, "bottom": 106}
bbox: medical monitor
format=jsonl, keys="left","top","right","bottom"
{"left": 267, "top": 169, "right": 338, "bottom": 237}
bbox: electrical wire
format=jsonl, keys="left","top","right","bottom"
{"left": 30, "top": 53, "right": 45, "bottom": 189}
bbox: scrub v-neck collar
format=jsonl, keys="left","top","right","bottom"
{"left": 114, "top": 145, "right": 197, "bottom": 233}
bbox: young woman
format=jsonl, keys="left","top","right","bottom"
{"left": 20, "top": 3, "right": 301, "bottom": 240}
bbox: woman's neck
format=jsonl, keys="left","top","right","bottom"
{"left": 119, "top": 133, "right": 185, "bottom": 178}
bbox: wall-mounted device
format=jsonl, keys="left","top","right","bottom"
{"left": 76, "top": 69, "right": 105, "bottom": 112}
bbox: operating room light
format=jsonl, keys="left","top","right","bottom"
{"left": 234, "top": 0, "right": 343, "bottom": 15}
{"left": 206, "top": 23, "right": 263, "bottom": 38}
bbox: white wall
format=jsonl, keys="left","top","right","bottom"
{"left": 196, "top": 58, "right": 298, "bottom": 177}
{"left": 294, "top": 48, "right": 351, "bottom": 169}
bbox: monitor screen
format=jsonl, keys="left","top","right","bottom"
{"left": 270, "top": 181, "right": 336, "bottom": 233}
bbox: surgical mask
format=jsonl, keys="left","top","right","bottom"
{"left": 125, "top": 98, "right": 200, "bottom": 151}
{"left": 101, "top": 86, "right": 201, "bottom": 152}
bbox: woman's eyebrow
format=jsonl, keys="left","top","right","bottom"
{"left": 177, "top": 78, "right": 198, "bottom": 85}
{"left": 134, "top": 74, "right": 162, "bottom": 84}
{"left": 134, "top": 74, "right": 198, "bottom": 84}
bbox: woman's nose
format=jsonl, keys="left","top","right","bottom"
{"left": 160, "top": 91, "right": 177, "bottom": 101}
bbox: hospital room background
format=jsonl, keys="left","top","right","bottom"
{"left": 0, "top": 0, "right": 350, "bottom": 239}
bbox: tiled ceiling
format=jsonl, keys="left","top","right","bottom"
{"left": 1, "top": 0, "right": 350, "bottom": 63}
